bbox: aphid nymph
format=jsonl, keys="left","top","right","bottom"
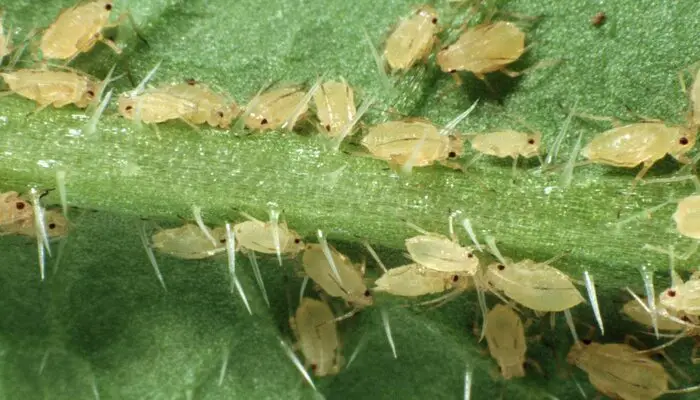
{"left": 384, "top": 5, "right": 439, "bottom": 72}
{"left": 1, "top": 69, "right": 100, "bottom": 110}
{"left": 289, "top": 297, "right": 343, "bottom": 376}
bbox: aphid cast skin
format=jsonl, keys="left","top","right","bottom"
{"left": 40, "top": 0, "right": 121, "bottom": 62}
{"left": 484, "top": 259, "right": 585, "bottom": 312}
{"left": 301, "top": 243, "right": 373, "bottom": 307}
{"left": 117, "top": 90, "right": 198, "bottom": 125}
{"left": 289, "top": 297, "right": 343, "bottom": 376}
{"left": 0, "top": 209, "right": 69, "bottom": 238}
{"left": 484, "top": 304, "right": 527, "bottom": 380}
{"left": 567, "top": 341, "right": 670, "bottom": 400}
{"left": 151, "top": 223, "right": 227, "bottom": 259}
{"left": 405, "top": 234, "right": 478, "bottom": 274}
{"left": 233, "top": 214, "right": 305, "bottom": 256}
{"left": 162, "top": 80, "right": 241, "bottom": 129}
{"left": 674, "top": 194, "right": 700, "bottom": 240}
{"left": 1, "top": 69, "right": 99, "bottom": 109}
{"left": 361, "top": 119, "right": 464, "bottom": 170}
{"left": 243, "top": 85, "right": 308, "bottom": 131}
{"left": 581, "top": 122, "right": 696, "bottom": 182}
{"left": 0, "top": 191, "right": 33, "bottom": 226}
{"left": 373, "top": 263, "right": 471, "bottom": 297}
{"left": 384, "top": 5, "right": 439, "bottom": 71}
{"left": 436, "top": 21, "right": 525, "bottom": 80}
{"left": 313, "top": 79, "right": 357, "bottom": 137}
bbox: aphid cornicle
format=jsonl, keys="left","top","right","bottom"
{"left": 151, "top": 223, "right": 227, "bottom": 259}
{"left": 40, "top": 0, "right": 122, "bottom": 62}
{"left": 383, "top": 5, "right": 439, "bottom": 71}
{"left": 312, "top": 79, "right": 356, "bottom": 137}
{"left": 567, "top": 341, "right": 673, "bottom": 400}
{"left": 0, "top": 209, "right": 69, "bottom": 238}
{"left": 436, "top": 21, "right": 526, "bottom": 80}
{"left": 581, "top": 122, "right": 696, "bottom": 184}
{"left": 233, "top": 213, "right": 305, "bottom": 256}
{"left": 162, "top": 80, "right": 241, "bottom": 129}
{"left": 289, "top": 297, "right": 343, "bottom": 376}
{"left": 360, "top": 119, "right": 464, "bottom": 170}
{"left": 0, "top": 191, "right": 33, "bottom": 226}
{"left": 301, "top": 243, "right": 373, "bottom": 307}
{"left": 373, "top": 263, "right": 471, "bottom": 297}
{"left": 405, "top": 233, "right": 478, "bottom": 274}
{"left": 243, "top": 85, "right": 308, "bottom": 131}
{"left": 1, "top": 69, "right": 99, "bottom": 109}
{"left": 484, "top": 258, "right": 585, "bottom": 312}
{"left": 484, "top": 304, "right": 527, "bottom": 380}
{"left": 117, "top": 89, "right": 198, "bottom": 126}
{"left": 673, "top": 194, "right": 700, "bottom": 239}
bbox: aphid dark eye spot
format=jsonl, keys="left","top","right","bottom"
{"left": 448, "top": 151, "right": 457, "bottom": 158}
{"left": 497, "top": 264, "right": 505, "bottom": 271}
{"left": 528, "top": 139, "right": 535, "bottom": 145}
{"left": 325, "top": 124, "right": 331, "bottom": 131}
{"left": 217, "top": 111, "right": 225, "bottom": 118}
{"left": 467, "top": 253, "right": 473, "bottom": 258}
{"left": 105, "top": 3, "right": 112, "bottom": 10}
{"left": 668, "top": 289, "right": 677, "bottom": 297}
{"left": 48, "top": 223, "right": 56, "bottom": 229}
{"left": 431, "top": 17, "right": 438, "bottom": 24}
{"left": 220, "top": 239, "right": 226, "bottom": 243}
{"left": 125, "top": 105, "right": 133, "bottom": 111}
{"left": 186, "top": 78, "right": 196, "bottom": 85}
{"left": 582, "top": 339, "right": 592, "bottom": 345}
{"left": 87, "top": 90, "right": 95, "bottom": 97}
{"left": 261, "top": 118, "right": 268, "bottom": 125}
{"left": 680, "top": 137, "right": 689, "bottom": 145}
{"left": 294, "top": 238, "right": 301, "bottom": 243}
{"left": 449, "top": 69, "right": 457, "bottom": 73}
{"left": 452, "top": 275, "right": 459, "bottom": 282}
{"left": 310, "top": 364, "right": 318, "bottom": 371}
{"left": 363, "top": 290, "right": 371, "bottom": 297}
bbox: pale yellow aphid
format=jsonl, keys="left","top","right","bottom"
{"left": 470, "top": 130, "right": 541, "bottom": 159}
{"left": 161, "top": 79, "right": 241, "bottom": 129}
{"left": 659, "top": 273, "right": 700, "bottom": 317}
{"left": 436, "top": 21, "right": 525, "bottom": 80}
{"left": 566, "top": 340, "right": 700, "bottom": 400}
{"left": 673, "top": 194, "right": 700, "bottom": 240}
{"left": 117, "top": 89, "right": 198, "bottom": 126}
{"left": 622, "top": 297, "right": 687, "bottom": 332}
{"left": 484, "top": 258, "right": 584, "bottom": 312}
{"left": 484, "top": 304, "right": 527, "bottom": 380}
{"left": 301, "top": 243, "right": 373, "bottom": 307}
{"left": 1, "top": 69, "right": 99, "bottom": 109}
{"left": 373, "top": 263, "right": 471, "bottom": 297}
{"left": 384, "top": 5, "right": 439, "bottom": 71}
{"left": 581, "top": 122, "right": 696, "bottom": 184}
{"left": 243, "top": 85, "right": 308, "bottom": 131}
{"left": 405, "top": 233, "right": 478, "bottom": 274}
{"left": 312, "top": 79, "right": 356, "bottom": 137}
{"left": 0, "top": 191, "right": 33, "bottom": 226}
{"left": 151, "top": 223, "right": 227, "bottom": 259}
{"left": 233, "top": 213, "right": 305, "bottom": 256}
{"left": 289, "top": 297, "right": 343, "bottom": 376}
{"left": 361, "top": 119, "right": 464, "bottom": 170}
{"left": 40, "top": 0, "right": 121, "bottom": 62}
{"left": 0, "top": 10, "right": 11, "bottom": 61}
{"left": 0, "top": 209, "right": 69, "bottom": 238}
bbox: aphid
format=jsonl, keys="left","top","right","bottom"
{"left": 0, "top": 209, "right": 69, "bottom": 238}
{"left": 581, "top": 122, "right": 696, "bottom": 185}
{"left": 622, "top": 297, "right": 687, "bottom": 332}
{"left": 289, "top": 297, "right": 343, "bottom": 376}
{"left": 373, "top": 263, "right": 471, "bottom": 297}
{"left": 0, "top": 69, "right": 99, "bottom": 110}
{"left": 468, "top": 130, "right": 542, "bottom": 175}
{"left": 591, "top": 12, "right": 607, "bottom": 27}
{"left": 312, "top": 79, "right": 356, "bottom": 137}
{"left": 436, "top": 21, "right": 526, "bottom": 81}
{"left": 484, "top": 258, "right": 585, "bottom": 312}
{"left": 0, "top": 9, "right": 12, "bottom": 61}
{"left": 405, "top": 229, "right": 478, "bottom": 274}
{"left": 0, "top": 191, "right": 33, "bottom": 226}
{"left": 659, "top": 272, "right": 700, "bottom": 317}
{"left": 162, "top": 79, "right": 241, "bottom": 129}
{"left": 567, "top": 340, "right": 700, "bottom": 400}
{"left": 40, "top": 0, "right": 122, "bottom": 62}
{"left": 151, "top": 223, "right": 227, "bottom": 259}
{"left": 301, "top": 243, "right": 373, "bottom": 308}
{"left": 383, "top": 5, "right": 439, "bottom": 72}
{"left": 673, "top": 194, "right": 700, "bottom": 239}
{"left": 360, "top": 119, "right": 464, "bottom": 170}
{"left": 484, "top": 304, "right": 527, "bottom": 379}
{"left": 233, "top": 212, "right": 305, "bottom": 256}
{"left": 243, "top": 85, "right": 308, "bottom": 131}
{"left": 117, "top": 89, "right": 199, "bottom": 127}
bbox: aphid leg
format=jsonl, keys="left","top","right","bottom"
{"left": 501, "top": 58, "right": 562, "bottom": 79}
{"left": 380, "top": 308, "right": 397, "bottom": 359}
{"left": 642, "top": 174, "right": 700, "bottom": 190}
{"left": 616, "top": 162, "right": 654, "bottom": 218}
{"left": 278, "top": 338, "right": 317, "bottom": 391}
{"left": 510, "top": 155, "right": 519, "bottom": 182}
{"left": 246, "top": 251, "right": 270, "bottom": 308}
{"left": 332, "top": 307, "right": 361, "bottom": 323}
{"left": 614, "top": 199, "right": 674, "bottom": 231}
{"left": 626, "top": 334, "right": 693, "bottom": 382}
{"left": 635, "top": 332, "right": 688, "bottom": 355}
{"left": 137, "top": 222, "right": 166, "bottom": 291}
{"left": 415, "top": 288, "right": 464, "bottom": 309}
{"left": 583, "top": 270, "right": 604, "bottom": 335}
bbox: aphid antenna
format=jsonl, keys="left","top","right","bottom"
{"left": 137, "top": 221, "right": 166, "bottom": 291}
{"left": 583, "top": 270, "right": 604, "bottom": 335}
{"left": 416, "top": 287, "right": 466, "bottom": 309}
{"left": 298, "top": 276, "right": 309, "bottom": 304}
{"left": 330, "top": 96, "right": 375, "bottom": 152}
{"left": 316, "top": 229, "right": 344, "bottom": 285}
{"left": 614, "top": 198, "right": 676, "bottom": 232}
{"left": 282, "top": 74, "right": 325, "bottom": 131}
{"left": 438, "top": 99, "right": 480, "bottom": 137}
{"left": 345, "top": 331, "right": 368, "bottom": 369}
{"left": 642, "top": 174, "right": 700, "bottom": 191}
{"left": 191, "top": 205, "right": 217, "bottom": 246}
{"left": 563, "top": 309, "right": 581, "bottom": 345}
{"left": 447, "top": 209, "right": 463, "bottom": 240}
{"left": 380, "top": 308, "right": 398, "bottom": 359}
{"left": 84, "top": 88, "right": 112, "bottom": 136}
{"left": 361, "top": 27, "right": 393, "bottom": 96}
{"left": 268, "top": 207, "right": 283, "bottom": 267}
{"left": 247, "top": 251, "right": 271, "bottom": 308}
{"left": 360, "top": 239, "right": 387, "bottom": 273}
{"left": 463, "top": 365, "right": 473, "bottom": 400}
{"left": 55, "top": 170, "right": 69, "bottom": 219}
{"left": 484, "top": 236, "right": 508, "bottom": 266}
{"left": 132, "top": 60, "right": 162, "bottom": 95}
{"left": 667, "top": 383, "right": 700, "bottom": 394}
{"left": 461, "top": 218, "right": 483, "bottom": 252}
{"left": 635, "top": 331, "right": 688, "bottom": 355}
{"left": 559, "top": 131, "right": 583, "bottom": 189}
{"left": 278, "top": 338, "right": 317, "bottom": 391}
{"left": 637, "top": 264, "right": 659, "bottom": 339}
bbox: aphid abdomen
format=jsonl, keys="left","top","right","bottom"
{"left": 485, "top": 304, "right": 527, "bottom": 379}
{"left": 384, "top": 6, "right": 438, "bottom": 71}
{"left": 582, "top": 123, "right": 681, "bottom": 168}
{"left": 294, "top": 297, "right": 342, "bottom": 376}
{"left": 373, "top": 264, "right": 448, "bottom": 297}
{"left": 405, "top": 235, "right": 477, "bottom": 273}
{"left": 673, "top": 195, "right": 700, "bottom": 239}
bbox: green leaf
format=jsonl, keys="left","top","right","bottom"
{"left": 2, "top": 0, "right": 700, "bottom": 399}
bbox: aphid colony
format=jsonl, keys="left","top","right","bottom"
{"left": 4, "top": 1, "right": 700, "bottom": 399}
